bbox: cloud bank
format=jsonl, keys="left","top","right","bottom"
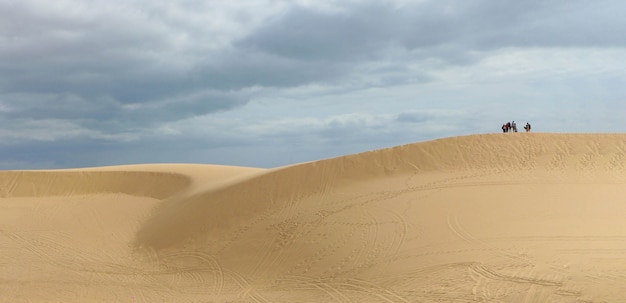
{"left": 1, "top": 0, "right": 625, "bottom": 168}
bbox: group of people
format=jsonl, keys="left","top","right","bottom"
{"left": 502, "top": 121, "right": 531, "bottom": 133}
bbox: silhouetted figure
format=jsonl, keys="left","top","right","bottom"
{"left": 511, "top": 121, "right": 517, "bottom": 132}
{"left": 524, "top": 122, "right": 531, "bottom": 132}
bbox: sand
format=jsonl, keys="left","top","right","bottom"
{"left": 2, "top": 133, "right": 626, "bottom": 302}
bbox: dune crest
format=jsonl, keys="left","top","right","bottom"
{"left": 4, "top": 133, "right": 626, "bottom": 302}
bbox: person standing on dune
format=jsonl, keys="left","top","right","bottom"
{"left": 524, "top": 122, "right": 531, "bottom": 132}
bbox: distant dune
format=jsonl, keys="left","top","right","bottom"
{"left": 3, "top": 133, "right": 626, "bottom": 302}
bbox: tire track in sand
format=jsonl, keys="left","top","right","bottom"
{"left": 447, "top": 212, "right": 568, "bottom": 290}
{"left": 468, "top": 263, "right": 562, "bottom": 287}
{"left": 160, "top": 251, "right": 225, "bottom": 297}
{"left": 446, "top": 211, "right": 531, "bottom": 264}
{"left": 274, "top": 275, "right": 408, "bottom": 303}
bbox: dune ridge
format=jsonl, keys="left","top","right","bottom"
{"left": 3, "top": 133, "right": 626, "bottom": 302}
{"left": 136, "top": 133, "right": 626, "bottom": 249}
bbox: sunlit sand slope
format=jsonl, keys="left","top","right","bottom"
{"left": 3, "top": 134, "right": 626, "bottom": 302}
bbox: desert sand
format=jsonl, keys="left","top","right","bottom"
{"left": 2, "top": 133, "right": 626, "bottom": 302}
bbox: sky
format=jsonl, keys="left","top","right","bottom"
{"left": 1, "top": 0, "right": 625, "bottom": 169}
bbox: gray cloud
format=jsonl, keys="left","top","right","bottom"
{"left": 5, "top": 0, "right": 622, "bottom": 105}
{"left": 238, "top": 4, "right": 396, "bottom": 61}
{"left": 240, "top": 0, "right": 626, "bottom": 61}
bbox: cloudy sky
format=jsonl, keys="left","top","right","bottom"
{"left": 1, "top": 0, "right": 625, "bottom": 169}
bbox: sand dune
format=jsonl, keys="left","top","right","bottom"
{"left": 3, "top": 133, "right": 626, "bottom": 302}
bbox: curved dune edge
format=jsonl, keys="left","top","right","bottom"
{"left": 0, "top": 163, "right": 265, "bottom": 199}
{"left": 5, "top": 133, "right": 626, "bottom": 302}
